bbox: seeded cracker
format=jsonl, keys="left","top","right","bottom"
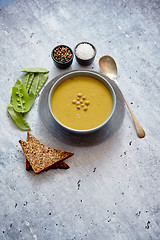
{"left": 26, "top": 132, "right": 69, "bottom": 170}
{"left": 19, "top": 138, "right": 74, "bottom": 174}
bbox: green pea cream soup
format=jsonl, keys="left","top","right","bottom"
{"left": 51, "top": 76, "right": 113, "bottom": 130}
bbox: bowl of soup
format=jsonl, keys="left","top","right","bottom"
{"left": 48, "top": 71, "right": 116, "bottom": 134}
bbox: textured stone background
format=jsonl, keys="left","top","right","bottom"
{"left": 0, "top": 0, "right": 160, "bottom": 239}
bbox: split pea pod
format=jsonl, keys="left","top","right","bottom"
{"left": 12, "top": 83, "right": 30, "bottom": 113}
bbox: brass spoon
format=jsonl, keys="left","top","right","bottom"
{"left": 99, "top": 55, "right": 145, "bottom": 138}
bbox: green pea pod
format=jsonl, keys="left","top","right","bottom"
{"left": 29, "top": 74, "right": 39, "bottom": 95}
{"left": 22, "top": 91, "right": 35, "bottom": 117}
{"left": 36, "top": 73, "right": 48, "bottom": 97}
{"left": 21, "top": 67, "right": 49, "bottom": 73}
{"left": 26, "top": 73, "right": 34, "bottom": 92}
{"left": 7, "top": 104, "right": 31, "bottom": 131}
{"left": 28, "top": 91, "right": 35, "bottom": 110}
{"left": 21, "top": 73, "right": 30, "bottom": 87}
{"left": 12, "top": 83, "right": 30, "bottom": 113}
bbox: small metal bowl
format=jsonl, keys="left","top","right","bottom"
{"left": 74, "top": 42, "right": 96, "bottom": 66}
{"left": 48, "top": 70, "right": 116, "bottom": 135}
{"left": 51, "top": 45, "right": 73, "bottom": 69}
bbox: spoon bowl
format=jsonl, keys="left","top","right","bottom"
{"left": 99, "top": 56, "right": 117, "bottom": 81}
{"left": 99, "top": 55, "right": 145, "bottom": 138}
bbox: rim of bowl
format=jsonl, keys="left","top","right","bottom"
{"left": 51, "top": 45, "right": 73, "bottom": 65}
{"left": 74, "top": 42, "right": 96, "bottom": 61}
{"left": 48, "top": 70, "right": 116, "bottom": 134}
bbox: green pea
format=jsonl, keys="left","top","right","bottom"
{"left": 19, "top": 93, "right": 23, "bottom": 98}
{"left": 12, "top": 83, "right": 30, "bottom": 113}
{"left": 21, "top": 67, "right": 49, "bottom": 73}
{"left": 7, "top": 104, "right": 31, "bottom": 131}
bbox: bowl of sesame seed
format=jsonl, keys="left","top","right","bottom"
{"left": 51, "top": 45, "right": 73, "bottom": 69}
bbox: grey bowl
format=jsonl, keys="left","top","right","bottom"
{"left": 48, "top": 70, "right": 116, "bottom": 134}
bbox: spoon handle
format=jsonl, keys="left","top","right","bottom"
{"left": 117, "top": 85, "right": 145, "bottom": 138}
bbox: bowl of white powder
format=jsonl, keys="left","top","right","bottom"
{"left": 74, "top": 42, "right": 96, "bottom": 66}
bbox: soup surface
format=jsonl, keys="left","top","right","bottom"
{"left": 51, "top": 76, "right": 113, "bottom": 130}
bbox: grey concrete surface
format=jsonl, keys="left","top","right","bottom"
{"left": 0, "top": 0, "right": 160, "bottom": 239}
